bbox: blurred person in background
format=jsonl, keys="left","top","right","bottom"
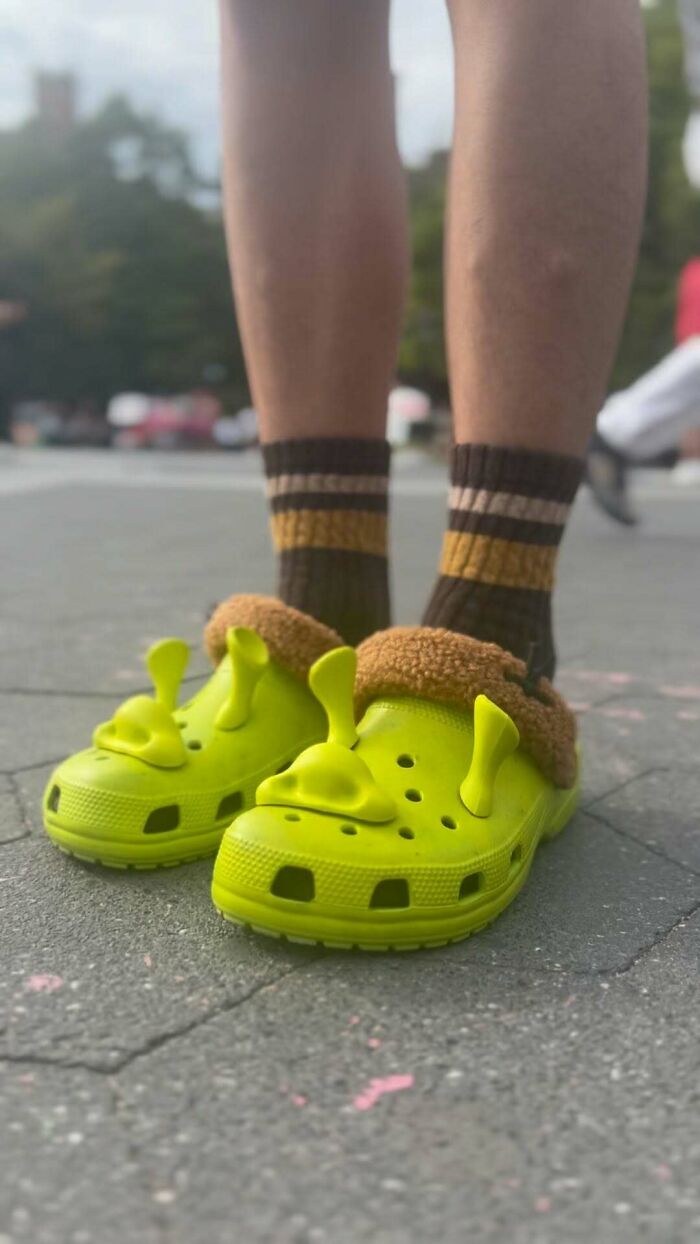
{"left": 589, "top": 254, "right": 700, "bottom": 523}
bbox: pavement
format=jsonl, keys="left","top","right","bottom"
{"left": 1, "top": 445, "right": 699, "bottom": 1244}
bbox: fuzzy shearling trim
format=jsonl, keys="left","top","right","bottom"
{"left": 204, "top": 595, "right": 343, "bottom": 681}
{"left": 355, "top": 627, "right": 577, "bottom": 789}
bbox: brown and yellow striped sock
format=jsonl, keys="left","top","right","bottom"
{"left": 422, "top": 444, "right": 583, "bottom": 680}
{"left": 263, "top": 437, "right": 391, "bottom": 646}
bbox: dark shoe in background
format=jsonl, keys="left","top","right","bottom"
{"left": 585, "top": 430, "right": 638, "bottom": 527}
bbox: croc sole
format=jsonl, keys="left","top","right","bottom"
{"left": 44, "top": 816, "right": 227, "bottom": 870}
{"left": 211, "top": 779, "right": 579, "bottom": 950}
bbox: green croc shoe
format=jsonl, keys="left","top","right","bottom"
{"left": 212, "top": 627, "right": 580, "bottom": 949}
{"left": 43, "top": 596, "right": 341, "bottom": 868}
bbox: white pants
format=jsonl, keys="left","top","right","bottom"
{"left": 597, "top": 336, "right": 700, "bottom": 460}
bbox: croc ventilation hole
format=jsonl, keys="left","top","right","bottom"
{"left": 187, "top": 740, "right": 202, "bottom": 751}
{"left": 397, "top": 754, "right": 415, "bottom": 769}
{"left": 176, "top": 720, "right": 187, "bottom": 730}
{"left": 405, "top": 789, "right": 422, "bottom": 803}
{"left": 510, "top": 843, "right": 523, "bottom": 865}
{"left": 285, "top": 812, "right": 301, "bottom": 822}
{"left": 398, "top": 827, "right": 414, "bottom": 840}
{"left": 341, "top": 824, "right": 357, "bottom": 836}
{"left": 47, "top": 785, "right": 61, "bottom": 813}
{"left": 271, "top": 866, "right": 315, "bottom": 902}
{"left": 143, "top": 805, "right": 180, "bottom": 834}
{"left": 216, "top": 791, "right": 243, "bottom": 821}
{"left": 370, "top": 879, "right": 410, "bottom": 909}
{"left": 441, "top": 816, "right": 457, "bottom": 830}
{"left": 459, "top": 873, "right": 482, "bottom": 899}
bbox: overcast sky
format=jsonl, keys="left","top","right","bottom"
{"left": 0, "top": 0, "right": 454, "bottom": 171}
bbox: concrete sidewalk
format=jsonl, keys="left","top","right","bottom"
{"left": 1, "top": 448, "right": 699, "bottom": 1244}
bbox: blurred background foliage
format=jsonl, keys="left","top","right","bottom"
{"left": 0, "top": 97, "right": 247, "bottom": 421}
{"left": 614, "top": 0, "right": 700, "bottom": 388}
{"left": 0, "top": 0, "right": 697, "bottom": 425}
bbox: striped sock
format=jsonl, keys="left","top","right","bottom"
{"left": 422, "top": 444, "right": 583, "bottom": 680}
{"left": 263, "top": 437, "right": 391, "bottom": 645}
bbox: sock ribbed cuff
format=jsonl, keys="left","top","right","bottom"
{"left": 422, "top": 443, "right": 583, "bottom": 678}
{"left": 262, "top": 437, "right": 391, "bottom": 645}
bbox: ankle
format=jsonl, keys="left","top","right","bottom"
{"left": 422, "top": 443, "right": 583, "bottom": 679}
{"left": 263, "top": 436, "right": 391, "bottom": 645}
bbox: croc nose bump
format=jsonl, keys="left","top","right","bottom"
{"left": 93, "top": 695, "right": 188, "bottom": 768}
{"left": 255, "top": 644, "right": 396, "bottom": 821}
{"left": 256, "top": 742, "right": 396, "bottom": 823}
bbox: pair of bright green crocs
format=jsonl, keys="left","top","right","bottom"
{"left": 43, "top": 595, "right": 579, "bottom": 950}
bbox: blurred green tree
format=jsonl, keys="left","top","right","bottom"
{"left": 399, "top": 151, "right": 448, "bottom": 396}
{"left": 398, "top": 0, "right": 700, "bottom": 398}
{"left": 2, "top": 0, "right": 698, "bottom": 431}
{"left": 0, "top": 96, "right": 247, "bottom": 430}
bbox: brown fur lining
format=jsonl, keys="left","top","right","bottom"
{"left": 355, "top": 627, "right": 577, "bottom": 789}
{"left": 204, "top": 595, "right": 343, "bottom": 682}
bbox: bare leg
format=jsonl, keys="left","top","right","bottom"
{"left": 424, "top": 0, "right": 647, "bottom": 676}
{"left": 218, "top": 0, "right": 407, "bottom": 641}
{"left": 446, "top": 0, "right": 647, "bottom": 455}
{"left": 218, "top": 0, "right": 407, "bottom": 443}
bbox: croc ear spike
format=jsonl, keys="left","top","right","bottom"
{"left": 308, "top": 647, "right": 358, "bottom": 749}
{"left": 216, "top": 627, "right": 270, "bottom": 731}
{"left": 146, "top": 638, "right": 190, "bottom": 713}
{"left": 460, "top": 694, "right": 520, "bottom": 819}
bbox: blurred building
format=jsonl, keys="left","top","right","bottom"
{"left": 34, "top": 72, "right": 77, "bottom": 141}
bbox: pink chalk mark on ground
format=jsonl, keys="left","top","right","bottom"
{"left": 143, "top": 954, "right": 153, "bottom": 968}
{"left": 353, "top": 1074, "right": 414, "bottom": 1111}
{"left": 677, "top": 710, "right": 700, "bottom": 722}
{"left": 598, "top": 707, "right": 646, "bottom": 722}
{"left": 25, "top": 974, "right": 63, "bottom": 994}
{"left": 535, "top": 1197, "right": 552, "bottom": 1214}
{"left": 348, "top": 1015, "right": 360, "bottom": 1026}
{"left": 660, "top": 685, "right": 700, "bottom": 701}
{"left": 367, "top": 1037, "right": 382, "bottom": 1050}
{"left": 290, "top": 1095, "right": 307, "bottom": 1108}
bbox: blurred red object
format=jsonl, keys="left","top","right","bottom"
{"left": 113, "top": 391, "right": 221, "bottom": 449}
{"left": 675, "top": 258, "right": 700, "bottom": 344}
